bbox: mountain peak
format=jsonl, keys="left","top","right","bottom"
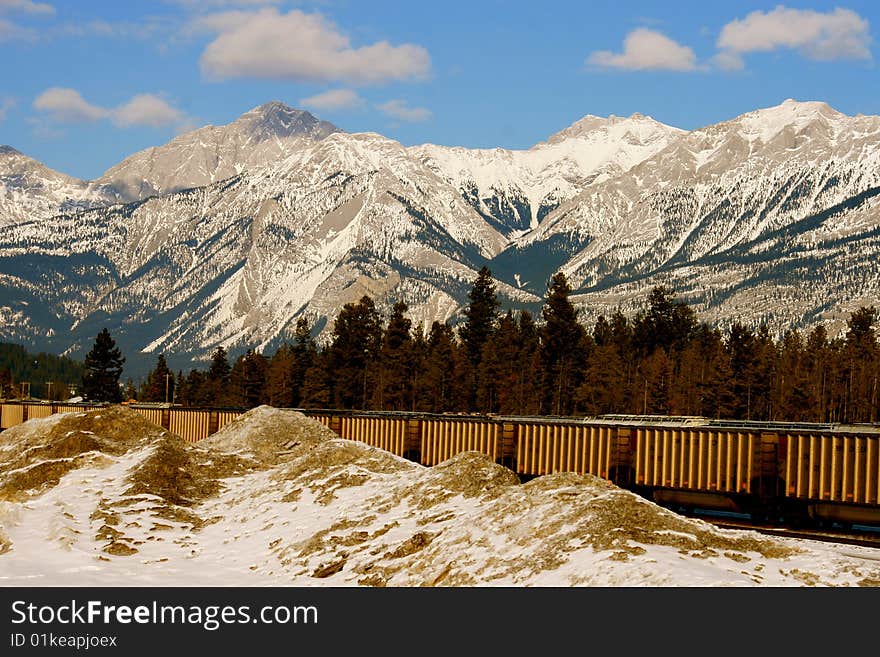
{"left": 0, "top": 145, "right": 23, "bottom": 156}
{"left": 234, "top": 101, "right": 341, "bottom": 141}
{"left": 728, "top": 98, "right": 846, "bottom": 143}
{"left": 544, "top": 111, "right": 682, "bottom": 145}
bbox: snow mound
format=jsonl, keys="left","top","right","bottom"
{"left": 1, "top": 406, "right": 879, "bottom": 586}
{"left": 0, "top": 406, "right": 170, "bottom": 502}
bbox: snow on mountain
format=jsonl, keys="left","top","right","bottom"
{"left": 0, "top": 146, "right": 118, "bottom": 226}
{"left": 410, "top": 113, "right": 684, "bottom": 237}
{"left": 2, "top": 99, "right": 880, "bottom": 366}
{"left": 0, "top": 126, "right": 534, "bottom": 363}
{"left": 507, "top": 99, "right": 880, "bottom": 331}
{"left": 3, "top": 405, "right": 878, "bottom": 586}
{"left": 96, "top": 101, "right": 340, "bottom": 202}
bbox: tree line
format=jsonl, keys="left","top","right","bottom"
{"left": 20, "top": 267, "right": 874, "bottom": 423}
{"left": 126, "top": 267, "right": 879, "bottom": 424}
{"left": 0, "top": 343, "right": 84, "bottom": 400}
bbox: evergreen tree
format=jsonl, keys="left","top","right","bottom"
{"left": 459, "top": 266, "right": 500, "bottom": 367}
{"left": 726, "top": 322, "right": 759, "bottom": 419}
{"left": 805, "top": 325, "right": 831, "bottom": 422}
{"left": 140, "top": 353, "right": 174, "bottom": 403}
{"left": 0, "top": 366, "right": 13, "bottom": 399}
{"left": 206, "top": 346, "right": 232, "bottom": 405}
{"left": 173, "top": 371, "right": 187, "bottom": 407}
{"left": 408, "top": 323, "right": 428, "bottom": 412}
{"left": 327, "top": 296, "right": 382, "bottom": 408}
{"left": 576, "top": 342, "right": 625, "bottom": 415}
{"left": 265, "top": 344, "right": 296, "bottom": 408}
{"left": 419, "top": 321, "right": 459, "bottom": 412}
{"left": 231, "top": 350, "right": 268, "bottom": 409}
{"left": 377, "top": 300, "right": 414, "bottom": 411}
{"left": 208, "top": 346, "right": 231, "bottom": 383}
{"left": 843, "top": 306, "right": 879, "bottom": 422}
{"left": 183, "top": 369, "right": 209, "bottom": 407}
{"left": 632, "top": 286, "right": 697, "bottom": 357}
{"left": 539, "top": 272, "right": 588, "bottom": 415}
{"left": 476, "top": 310, "right": 519, "bottom": 413}
{"left": 301, "top": 352, "right": 332, "bottom": 408}
{"left": 290, "top": 317, "right": 317, "bottom": 407}
{"left": 513, "top": 310, "right": 542, "bottom": 414}
{"left": 81, "top": 328, "right": 125, "bottom": 403}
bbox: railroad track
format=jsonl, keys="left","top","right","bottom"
{"left": 706, "top": 518, "right": 880, "bottom": 550}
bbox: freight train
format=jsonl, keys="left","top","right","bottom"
{"left": 2, "top": 401, "right": 879, "bottom": 529}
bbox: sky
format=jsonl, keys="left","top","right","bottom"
{"left": 1, "top": 0, "right": 879, "bottom": 180}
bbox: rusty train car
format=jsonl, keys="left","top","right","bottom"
{"left": 2, "top": 402, "right": 879, "bottom": 528}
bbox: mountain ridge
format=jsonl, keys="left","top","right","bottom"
{"left": 1, "top": 98, "right": 878, "bottom": 375}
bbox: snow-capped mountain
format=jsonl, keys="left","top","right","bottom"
{"left": 512, "top": 99, "right": 880, "bottom": 333}
{"left": 97, "top": 101, "right": 340, "bottom": 201}
{"left": 0, "top": 121, "right": 537, "bottom": 367}
{"left": 410, "top": 113, "right": 683, "bottom": 238}
{"left": 1, "top": 99, "right": 879, "bottom": 372}
{"left": 0, "top": 146, "right": 118, "bottom": 226}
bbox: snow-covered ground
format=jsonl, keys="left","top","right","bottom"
{"left": 1, "top": 406, "right": 878, "bottom": 587}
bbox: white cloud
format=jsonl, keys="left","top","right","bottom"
{"left": 0, "top": 97, "right": 14, "bottom": 121}
{"left": 587, "top": 28, "right": 698, "bottom": 71}
{"left": 0, "top": 18, "right": 34, "bottom": 40}
{"left": 376, "top": 99, "right": 432, "bottom": 122}
{"left": 33, "top": 87, "right": 109, "bottom": 122}
{"left": 34, "top": 88, "right": 187, "bottom": 128}
{"left": 712, "top": 51, "right": 745, "bottom": 71}
{"left": 717, "top": 7, "right": 871, "bottom": 62}
{"left": 0, "top": 0, "right": 55, "bottom": 16}
{"left": 199, "top": 8, "right": 431, "bottom": 84}
{"left": 113, "top": 94, "right": 186, "bottom": 127}
{"left": 168, "top": 0, "right": 281, "bottom": 8}
{"left": 300, "top": 89, "right": 364, "bottom": 111}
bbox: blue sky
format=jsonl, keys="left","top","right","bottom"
{"left": 1, "top": 0, "right": 878, "bottom": 180}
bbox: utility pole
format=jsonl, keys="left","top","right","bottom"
{"left": 46, "top": 381, "right": 53, "bottom": 401}
{"left": 165, "top": 373, "right": 171, "bottom": 405}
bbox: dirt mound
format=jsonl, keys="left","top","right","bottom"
{"left": 201, "top": 406, "right": 338, "bottom": 466}
{"left": 424, "top": 451, "right": 520, "bottom": 497}
{"left": 0, "top": 406, "right": 170, "bottom": 501}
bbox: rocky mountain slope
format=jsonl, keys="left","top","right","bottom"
{"left": 96, "top": 102, "right": 340, "bottom": 201}
{"left": 1, "top": 99, "right": 878, "bottom": 370}
{"left": 0, "top": 146, "right": 118, "bottom": 227}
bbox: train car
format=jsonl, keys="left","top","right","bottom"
{"left": 2, "top": 401, "right": 879, "bottom": 528}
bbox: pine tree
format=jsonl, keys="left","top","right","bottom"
{"left": 290, "top": 317, "right": 317, "bottom": 407}
{"left": 632, "top": 286, "right": 697, "bottom": 358}
{"left": 843, "top": 306, "right": 879, "bottom": 422}
{"left": 0, "top": 367, "right": 13, "bottom": 399}
{"left": 265, "top": 344, "right": 296, "bottom": 408}
{"left": 377, "top": 300, "right": 413, "bottom": 410}
{"left": 514, "top": 310, "right": 542, "bottom": 414}
{"left": 459, "top": 267, "right": 500, "bottom": 366}
{"left": 208, "top": 346, "right": 231, "bottom": 384}
{"left": 206, "top": 346, "right": 232, "bottom": 406}
{"left": 173, "top": 371, "right": 187, "bottom": 407}
{"left": 327, "top": 296, "right": 382, "bottom": 409}
{"left": 539, "top": 272, "right": 587, "bottom": 415}
{"left": 301, "top": 352, "right": 332, "bottom": 408}
{"left": 81, "top": 328, "right": 125, "bottom": 403}
{"left": 419, "top": 321, "right": 459, "bottom": 412}
{"left": 231, "top": 350, "right": 267, "bottom": 409}
{"left": 476, "top": 310, "right": 518, "bottom": 413}
{"left": 140, "top": 353, "right": 174, "bottom": 403}
{"left": 124, "top": 379, "right": 138, "bottom": 402}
